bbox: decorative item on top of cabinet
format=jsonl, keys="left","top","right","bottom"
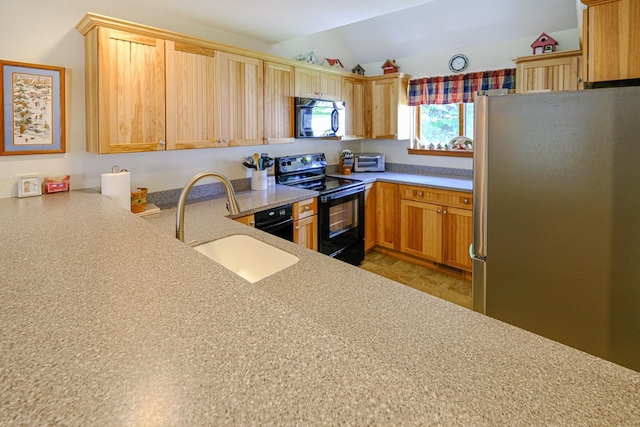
{"left": 381, "top": 59, "right": 400, "bottom": 74}
{"left": 513, "top": 49, "right": 583, "bottom": 93}
{"left": 293, "top": 198, "right": 318, "bottom": 251}
{"left": 369, "top": 73, "right": 413, "bottom": 140}
{"left": 294, "top": 67, "right": 342, "bottom": 101}
{"left": 580, "top": 0, "right": 640, "bottom": 84}
{"left": 351, "top": 64, "right": 366, "bottom": 75}
{"left": 530, "top": 33, "right": 558, "bottom": 54}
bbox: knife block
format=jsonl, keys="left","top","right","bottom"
{"left": 339, "top": 158, "right": 353, "bottom": 175}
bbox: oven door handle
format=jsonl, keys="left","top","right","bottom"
{"left": 319, "top": 186, "right": 365, "bottom": 203}
{"left": 256, "top": 217, "right": 293, "bottom": 233}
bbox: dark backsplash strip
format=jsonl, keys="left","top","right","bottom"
{"left": 146, "top": 163, "right": 471, "bottom": 207}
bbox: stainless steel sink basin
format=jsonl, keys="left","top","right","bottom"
{"left": 194, "top": 234, "right": 299, "bottom": 283}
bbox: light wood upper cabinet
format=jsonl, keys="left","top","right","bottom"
{"left": 342, "top": 77, "right": 367, "bottom": 139}
{"left": 84, "top": 27, "right": 166, "bottom": 153}
{"left": 514, "top": 50, "right": 583, "bottom": 94}
{"left": 295, "top": 68, "right": 342, "bottom": 100}
{"left": 581, "top": 0, "right": 640, "bottom": 83}
{"left": 263, "top": 61, "right": 295, "bottom": 144}
{"left": 165, "top": 41, "right": 219, "bottom": 149}
{"left": 369, "top": 73, "right": 413, "bottom": 140}
{"left": 216, "top": 51, "right": 263, "bottom": 146}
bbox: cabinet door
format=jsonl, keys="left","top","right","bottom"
{"left": 514, "top": 50, "right": 582, "bottom": 93}
{"left": 442, "top": 207, "right": 472, "bottom": 272}
{"left": 364, "top": 182, "right": 376, "bottom": 251}
{"left": 400, "top": 200, "right": 442, "bottom": 262}
{"left": 320, "top": 73, "right": 343, "bottom": 101}
{"left": 369, "top": 75, "right": 412, "bottom": 140}
{"left": 342, "top": 77, "right": 367, "bottom": 139}
{"left": 216, "top": 52, "right": 263, "bottom": 146}
{"left": 584, "top": 0, "right": 640, "bottom": 82}
{"left": 165, "top": 41, "right": 220, "bottom": 149}
{"left": 294, "top": 215, "right": 318, "bottom": 251}
{"left": 375, "top": 182, "right": 399, "bottom": 250}
{"left": 97, "top": 28, "right": 166, "bottom": 153}
{"left": 295, "top": 67, "right": 342, "bottom": 100}
{"left": 234, "top": 214, "right": 255, "bottom": 227}
{"left": 264, "top": 61, "right": 294, "bottom": 144}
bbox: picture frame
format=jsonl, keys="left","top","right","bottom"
{"left": 0, "top": 60, "right": 65, "bottom": 156}
{"left": 18, "top": 176, "right": 42, "bottom": 198}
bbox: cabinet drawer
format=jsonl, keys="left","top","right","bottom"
{"left": 293, "top": 198, "right": 317, "bottom": 220}
{"left": 400, "top": 185, "right": 472, "bottom": 210}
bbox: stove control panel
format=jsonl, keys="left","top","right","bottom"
{"left": 275, "top": 153, "right": 327, "bottom": 174}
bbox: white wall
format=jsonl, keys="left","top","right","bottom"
{"left": 0, "top": 0, "right": 580, "bottom": 198}
{"left": 353, "top": 28, "right": 580, "bottom": 170}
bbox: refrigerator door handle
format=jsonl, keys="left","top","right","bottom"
{"left": 472, "top": 94, "right": 488, "bottom": 261}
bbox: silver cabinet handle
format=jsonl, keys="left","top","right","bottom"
{"left": 418, "top": 191, "right": 423, "bottom": 197}
{"left": 464, "top": 198, "right": 469, "bottom": 204}
{"left": 159, "top": 140, "right": 166, "bottom": 146}
{"left": 437, "top": 209, "right": 441, "bottom": 214}
{"left": 295, "top": 225, "right": 300, "bottom": 230}
{"left": 224, "top": 138, "right": 229, "bottom": 143}
{"left": 265, "top": 137, "right": 270, "bottom": 143}
{"left": 304, "top": 206, "right": 310, "bottom": 211}
{"left": 443, "top": 210, "right": 447, "bottom": 215}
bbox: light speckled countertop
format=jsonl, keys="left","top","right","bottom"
{"left": 328, "top": 171, "right": 473, "bottom": 192}
{"left": 1, "top": 186, "right": 639, "bottom": 425}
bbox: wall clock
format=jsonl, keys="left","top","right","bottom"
{"left": 449, "top": 54, "right": 469, "bottom": 73}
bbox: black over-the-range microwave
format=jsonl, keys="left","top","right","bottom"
{"left": 294, "top": 97, "right": 345, "bottom": 138}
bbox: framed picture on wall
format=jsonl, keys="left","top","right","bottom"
{"left": 0, "top": 60, "right": 65, "bottom": 155}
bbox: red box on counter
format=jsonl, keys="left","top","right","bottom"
{"left": 43, "top": 175, "right": 70, "bottom": 194}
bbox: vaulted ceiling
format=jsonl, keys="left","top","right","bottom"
{"left": 128, "top": 0, "right": 579, "bottom": 64}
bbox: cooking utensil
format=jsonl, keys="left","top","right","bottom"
{"left": 252, "top": 153, "right": 261, "bottom": 170}
{"left": 243, "top": 161, "right": 257, "bottom": 169}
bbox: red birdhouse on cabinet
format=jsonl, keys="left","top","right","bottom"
{"left": 382, "top": 59, "right": 400, "bottom": 74}
{"left": 531, "top": 33, "right": 558, "bottom": 55}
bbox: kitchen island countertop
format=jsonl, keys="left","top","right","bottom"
{"left": 1, "top": 189, "right": 639, "bottom": 425}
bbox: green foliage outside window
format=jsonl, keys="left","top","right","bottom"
{"left": 419, "top": 103, "right": 474, "bottom": 146}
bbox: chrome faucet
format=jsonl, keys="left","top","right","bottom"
{"left": 176, "top": 172, "right": 240, "bottom": 242}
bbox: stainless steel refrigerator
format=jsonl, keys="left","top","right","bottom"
{"left": 471, "top": 87, "right": 640, "bottom": 372}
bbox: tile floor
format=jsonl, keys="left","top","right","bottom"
{"left": 360, "top": 250, "right": 472, "bottom": 309}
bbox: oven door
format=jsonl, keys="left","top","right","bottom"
{"left": 318, "top": 187, "right": 365, "bottom": 265}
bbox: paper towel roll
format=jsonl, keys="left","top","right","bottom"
{"left": 101, "top": 171, "right": 131, "bottom": 210}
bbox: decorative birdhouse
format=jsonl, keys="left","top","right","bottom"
{"left": 322, "top": 58, "right": 344, "bottom": 69}
{"left": 531, "top": 33, "right": 558, "bottom": 55}
{"left": 294, "top": 51, "right": 319, "bottom": 64}
{"left": 351, "top": 64, "right": 365, "bottom": 75}
{"left": 382, "top": 59, "right": 400, "bottom": 74}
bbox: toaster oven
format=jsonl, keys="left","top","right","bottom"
{"left": 353, "top": 154, "right": 385, "bottom": 172}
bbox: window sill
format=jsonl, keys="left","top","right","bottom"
{"left": 407, "top": 148, "right": 473, "bottom": 158}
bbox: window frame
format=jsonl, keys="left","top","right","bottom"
{"left": 409, "top": 103, "right": 473, "bottom": 158}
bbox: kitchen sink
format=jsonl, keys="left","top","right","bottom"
{"left": 194, "top": 234, "right": 299, "bottom": 283}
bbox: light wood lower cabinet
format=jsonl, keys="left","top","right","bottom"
{"left": 364, "top": 183, "right": 376, "bottom": 251}
{"left": 234, "top": 214, "right": 255, "bottom": 227}
{"left": 375, "top": 182, "right": 400, "bottom": 250}
{"left": 293, "top": 198, "right": 317, "bottom": 251}
{"left": 399, "top": 185, "right": 473, "bottom": 273}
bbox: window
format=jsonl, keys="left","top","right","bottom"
{"left": 418, "top": 103, "right": 474, "bottom": 147}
